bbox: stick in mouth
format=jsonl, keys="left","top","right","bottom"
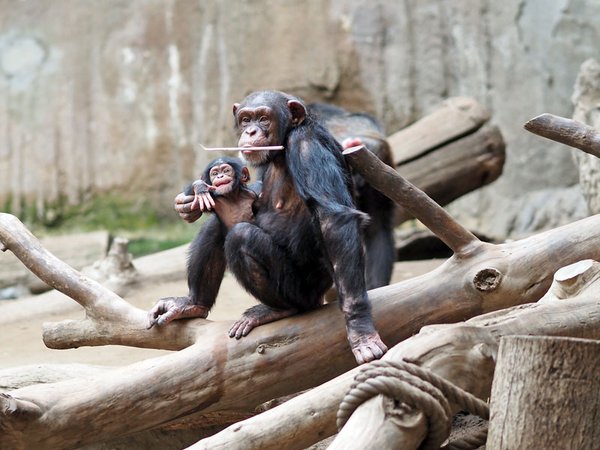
{"left": 199, "top": 144, "right": 285, "bottom": 152}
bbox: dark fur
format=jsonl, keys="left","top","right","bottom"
{"left": 185, "top": 157, "right": 255, "bottom": 308}
{"left": 177, "top": 91, "right": 385, "bottom": 362}
{"left": 309, "top": 103, "right": 396, "bottom": 289}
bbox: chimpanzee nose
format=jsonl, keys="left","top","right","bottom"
{"left": 246, "top": 125, "right": 258, "bottom": 136}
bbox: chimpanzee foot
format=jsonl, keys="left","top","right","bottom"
{"left": 348, "top": 330, "right": 388, "bottom": 365}
{"left": 147, "top": 296, "right": 210, "bottom": 329}
{"left": 228, "top": 304, "right": 298, "bottom": 339}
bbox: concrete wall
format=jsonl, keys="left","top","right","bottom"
{"left": 0, "top": 0, "right": 598, "bottom": 236}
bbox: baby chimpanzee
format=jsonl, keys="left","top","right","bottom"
{"left": 148, "top": 156, "right": 259, "bottom": 328}
{"left": 189, "top": 156, "right": 259, "bottom": 229}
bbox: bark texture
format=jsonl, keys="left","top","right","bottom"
{"left": 487, "top": 335, "right": 600, "bottom": 450}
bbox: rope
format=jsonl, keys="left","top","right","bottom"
{"left": 337, "top": 359, "right": 489, "bottom": 450}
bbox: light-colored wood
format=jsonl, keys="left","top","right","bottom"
{"left": 343, "top": 145, "right": 480, "bottom": 253}
{"left": 200, "top": 260, "right": 600, "bottom": 450}
{"left": 0, "top": 230, "right": 109, "bottom": 294}
{"left": 487, "top": 335, "right": 600, "bottom": 449}
{"left": 524, "top": 113, "right": 600, "bottom": 158}
{"left": 327, "top": 396, "right": 426, "bottom": 450}
{"left": 388, "top": 96, "right": 491, "bottom": 165}
{"left": 395, "top": 125, "right": 505, "bottom": 224}
{"left": 2, "top": 205, "right": 600, "bottom": 448}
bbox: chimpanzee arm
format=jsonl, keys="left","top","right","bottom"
{"left": 286, "top": 126, "right": 387, "bottom": 363}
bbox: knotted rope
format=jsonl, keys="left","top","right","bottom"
{"left": 337, "top": 359, "right": 489, "bottom": 450}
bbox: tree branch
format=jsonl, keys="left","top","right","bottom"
{"left": 0, "top": 213, "right": 200, "bottom": 351}
{"left": 3, "top": 210, "right": 600, "bottom": 449}
{"left": 198, "top": 260, "right": 600, "bottom": 450}
{"left": 343, "top": 145, "right": 480, "bottom": 254}
{"left": 524, "top": 113, "right": 600, "bottom": 157}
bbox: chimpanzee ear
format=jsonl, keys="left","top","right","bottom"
{"left": 287, "top": 100, "right": 306, "bottom": 126}
{"left": 241, "top": 167, "right": 251, "bottom": 183}
{"left": 232, "top": 103, "right": 241, "bottom": 116}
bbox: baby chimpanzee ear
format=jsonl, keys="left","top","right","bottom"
{"left": 232, "top": 103, "right": 241, "bottom": 116}
{"left": 241, "top": 167, "right": 251, "bottom": 183}
{"left": 287, "top": 100, "right": 306, "bottom": 126}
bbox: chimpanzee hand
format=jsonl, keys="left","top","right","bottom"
{"left": 341, "top": 137, "right": 364, "bottom": 150}
{"left": 191, "top": 179, "right": 217, "bottom": 213}
{"left": 347, "top": 329, "right": 388, "bottom": 365}
{"left": 147, "top": 296, "right": 209, "bottom": 329}
{"left": 174, "top": 192, "right": 203, "bottom": 223}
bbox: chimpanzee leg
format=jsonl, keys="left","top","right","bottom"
{"left": 224, "top": 222, "right": 328, "bottom": 337}
{"left": 148, "top": 216, "right": 227, "bottom": 328}
{"left": 186, "top": 215, "right": 227, "bottom": 309}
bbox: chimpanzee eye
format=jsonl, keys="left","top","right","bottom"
{"left": 259, "top": 116, "right": 270, "bottom": 125}
{"left": 241, "top": 117, "right": 251, "bottom": 125}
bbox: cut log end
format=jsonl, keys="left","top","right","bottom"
{"left": 341, "top": 144, "right": 366, "bottom": 156}
{"left": 554, "top": 259, "right": 595, "bottom": 283}
{"left": 548, "top": 259, "right": 600, "bottom": 299}
{"left": 0, "top": 393, "right": 43, "bottom": 420}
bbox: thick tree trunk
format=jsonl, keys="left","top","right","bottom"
{"left": 2, "top": 211, "right": 600, "bottom": 449}
{"left": 389, "top": 97, "right": 491, "bottom": 165}
{"left": 199, "top": 260, "right": 600, "bottom": 450}
{"left": 390, "top": 97, "right": 505, "bottom": 225}
{"left": 487, "top": 335, "right": 600, "bottom": 450}
{"left": 395, "top": 125, "right": 505, "bottom": 225}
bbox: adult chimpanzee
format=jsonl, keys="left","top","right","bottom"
{"left": 308, "top": 103, "right": 396, "bottom": 289}
{"left": 148, "top": 156, "right": 259, "bottom": 327}
{"left": 150, "top": 91, "right": 387, "bottom": 364}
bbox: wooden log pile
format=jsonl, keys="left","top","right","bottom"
{"left": 1, "top": 111, "right": 598, "bottom": 450}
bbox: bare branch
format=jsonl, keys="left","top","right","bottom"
{"left": 524, "top": 113, "right": 600, "bottom": 157}
{"left": 0, "top": 213, "right": 199, "bottom": 350}
{"left": 343, "top": 145, "right": 480, "bottom": 254}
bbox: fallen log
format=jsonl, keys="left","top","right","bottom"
{"left": 0, "top": 112, "right": 589, "bottom": 449}
{"left": 389, "top": 97, "right": 504, "bottom": 225}
{"left": 388, "top": 97, "right": 491, "bottom": 165}
{"left": 198, "top": 260, "right": 600, "bottom": 450}
{"left": 2, "top": 205, "right": 600, "bottom": 449}
{"left": 395, "top": 125, "right": 505, "bottom": 224}
{"left": 330, "top": 260, "right": 600, "bottom": 450}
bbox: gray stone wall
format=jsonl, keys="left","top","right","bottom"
{"left": 572, "top": 59, "right": 600, "bottom": 215}
{"left": 0, "top": 0, "right": 598, "bottom": 236}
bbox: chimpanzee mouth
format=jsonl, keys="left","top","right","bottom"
{"left": 214, "top": 179, "right": 231, "bottom": 187}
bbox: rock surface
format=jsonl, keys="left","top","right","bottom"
{"left": 0, "top": 0, "right": 598, "bottom": 237}
{"left": 572, "top": 58, "right": 600, "bottom": 215}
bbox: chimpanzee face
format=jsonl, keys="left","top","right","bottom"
{"left": 202, "top": 157, "right": 251, "bottom": 197}
{"left": 232, "top": 91, "right": 307, "bottom": 167}
{"left": 233, "top": 105, "right": 280, "bottom": 166}
{"left": 209, "top": 163, "right": 236, "bottom": 196}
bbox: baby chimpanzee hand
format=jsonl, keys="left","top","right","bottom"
{"left": 191, "top": 180, "right": 217, "bottom": 212}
